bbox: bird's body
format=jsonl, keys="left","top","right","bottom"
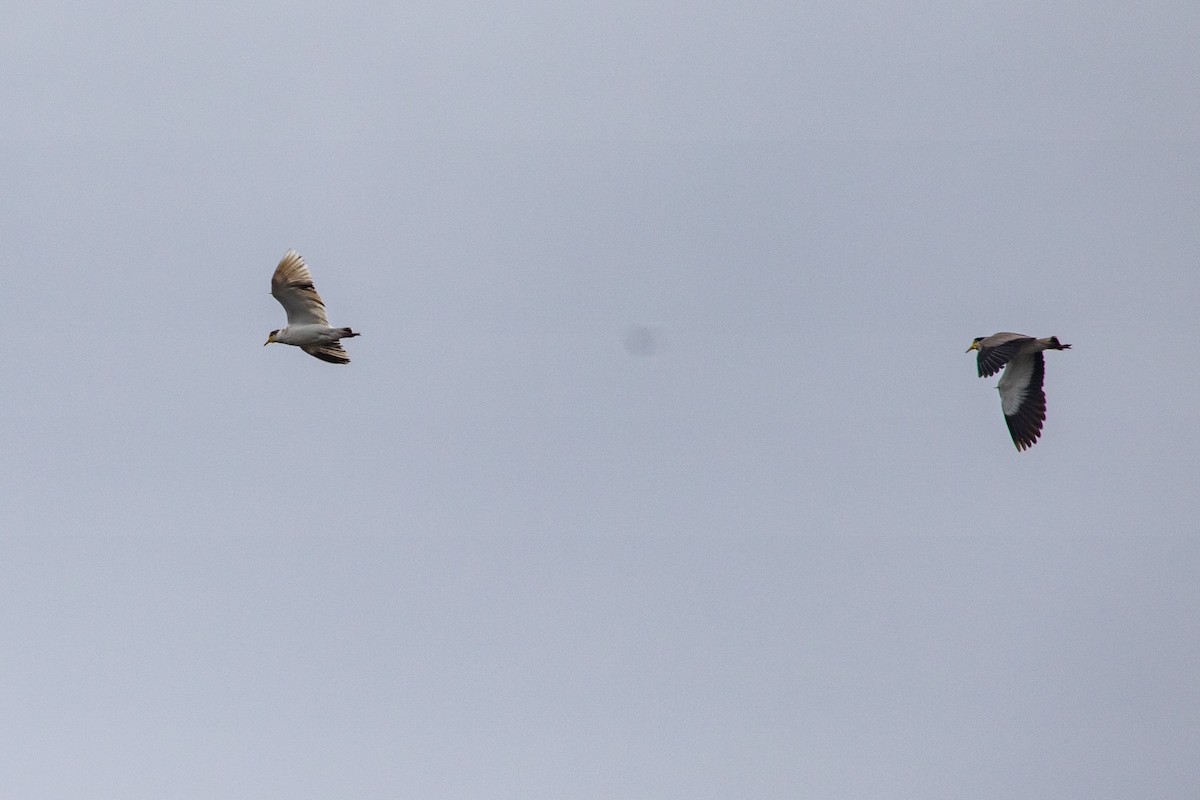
{"left": 265, "top": 250, "right": 359, "bottom": 364}
{"left": 967, "top": 332, "right": 1071, "bottom": 451}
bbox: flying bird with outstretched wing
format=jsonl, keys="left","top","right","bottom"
{"left": 264, "top": 250, "right": 360, "bottom": 364}
{"left": 967, "top": 332, "right": 1071, "bottom": 451}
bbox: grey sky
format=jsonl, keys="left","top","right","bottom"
{"left": 2, "top": 3, "right": 1199, "bottom": 798}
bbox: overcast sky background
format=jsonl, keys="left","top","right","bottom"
{"left": 2, "top": 2, "right": 1199, "bottom": 797}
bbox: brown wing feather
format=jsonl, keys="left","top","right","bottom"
{"left": 271, "top": 250, "right": 330, "bottom": 326}
{"left": 301, "top": 342, "right": 351, "bottom": 364}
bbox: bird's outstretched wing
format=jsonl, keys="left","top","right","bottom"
{"left": 976, "top": 333, "right": 1032, "bottom": 378}
{"left": 302, "top": 342, "right": 351, "bottom": 364}
{"left": 998, "top": 352, "right": 1046, "bottom": 450}
{"left": 271, "top": 250, "right": 330, "bottom": 326}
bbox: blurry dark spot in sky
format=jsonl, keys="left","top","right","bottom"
{"left": 623, "top": 324, "right": 659, "bottom": 356}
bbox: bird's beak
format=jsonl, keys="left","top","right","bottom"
{"left": 965, "top": 341, "right": 979, "bottom": 352}
{"left": 264, "top": 334, "right": 273, "bottom": 346}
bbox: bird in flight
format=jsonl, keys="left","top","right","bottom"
{"left": 966, "top": 333, "right": 1071, "bottom": 451}
{"left": 264, "top": 250, "right": 360, "bottom": 364}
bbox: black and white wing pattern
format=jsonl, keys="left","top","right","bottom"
{"left": 997, "top": 352, "right": 1046, "bottom": 451}
{"left": 975, "top": 333, "right": 1033, "bottom": 378}
{"left": 302, "top": 342, "right": 351, "bottom": 365}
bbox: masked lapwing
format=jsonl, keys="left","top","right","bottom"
{"left": 264, "top": 250, "right": 361, "bottom": 364}
{"left": 967, "top": 333, "right": 1071, "bottom": 451}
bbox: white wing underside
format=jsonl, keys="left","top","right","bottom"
{"left": 997, "top": 354, "right": 1035, "bottom": 415}
{"left": 271, "top": 250, "right": 330, "bottom": 326}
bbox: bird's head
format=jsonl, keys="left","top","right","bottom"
{"left": 1049, "top": 336, "right": 1071, "bottom": 350}
{"left": 966, "top": 337, "right": 984, "bottom": 353}
{"left": 264, "top": 329, "right": 280, "bottom": 346}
